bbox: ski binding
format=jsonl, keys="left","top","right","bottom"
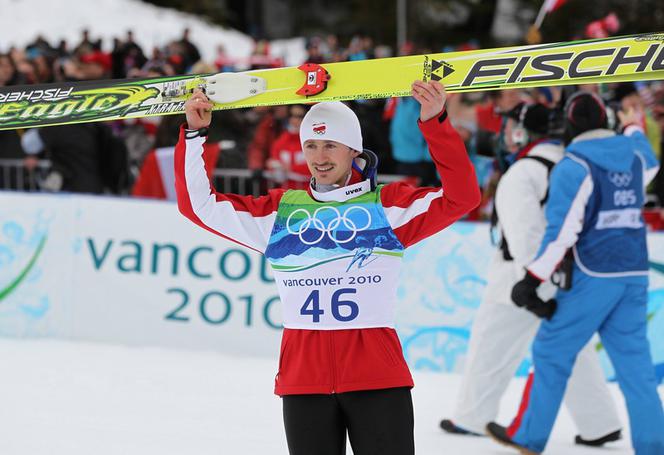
{"left": 161, "top": 73, "right": 267, "bottom": 104}
{"left": 296, "top": 63, "right": 331, "bottom": 96}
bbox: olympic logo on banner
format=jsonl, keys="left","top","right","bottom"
{"left": 609, "top": 171, "right": 633, "bottom": 188}
{"left": 286, "top": 206, "right": 372, "bottom": 245}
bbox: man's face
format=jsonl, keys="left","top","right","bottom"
{"left": 621, "top": 93, "right": 643, "bottom": 113}
{"left": 303, "top": 140, "right": 360, "bottom": 186}
{"left": 503, "top": 117, "right": 521, "bottom": 153}
{"left": 496, "top": 90, "right": 523, "bottom": 112}
{"left": 0, "top": 57, "right": 13, "bottom": 85}
{"left": 654, "top": 104, "right": 664, "bottom": 133}
{"left": 288, "top": 106, "right": 306, "bottom": 132}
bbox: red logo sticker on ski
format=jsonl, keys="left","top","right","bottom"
{"left": 296, "top": 63, "right": 331, "bottom": 96}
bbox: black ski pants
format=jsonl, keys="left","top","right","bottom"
{"left": 282, "top": 387, "right": 414, "bottom": 455}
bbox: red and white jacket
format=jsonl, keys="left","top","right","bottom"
{"left": 132, "top": 143, "right": 220, "bottom": 200}
{"left": 267, "top": 130, "right": 310, "bottom": 189}
{"left": 175, "top": 110, "right": 480, "bottom": 395}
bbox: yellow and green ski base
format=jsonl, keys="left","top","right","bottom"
{"left": 1, "top": 32, "right": 663, "bottom": 130}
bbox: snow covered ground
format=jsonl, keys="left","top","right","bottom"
{"left": 0, "top": 0, "right": 306, "bottom": 65}
{"left": 1, "top": 338, "right": 657, "bottom": 455}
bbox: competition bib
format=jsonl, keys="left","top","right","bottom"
{"left": 264, "top": 189, "right": 404, "bottom": 329}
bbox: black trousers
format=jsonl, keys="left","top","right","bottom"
{"left": 282, "top": 387, "right": 414, "bottom": 455}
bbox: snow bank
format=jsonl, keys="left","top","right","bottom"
{"left": 0, "top": 338, "right": 648, "bottom": 455}
{"left": 0, "top": 0, "right": 306, "bottom": 65}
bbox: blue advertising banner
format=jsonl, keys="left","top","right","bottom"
{"left": 1, "top": 192, "right": 662, "bottom": 381}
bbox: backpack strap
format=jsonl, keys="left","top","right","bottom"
{"left": 494, "top": 155, "right": 556, "bottom": 261}
{"left": 520, "top": 155, "right": 555, "bottom": 205}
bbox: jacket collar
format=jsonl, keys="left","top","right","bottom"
{"left": 572, "top": 128, "right": 615, "bottom": 143}
{"left": 308, "top": 167, "right": 371, "bottom": 202}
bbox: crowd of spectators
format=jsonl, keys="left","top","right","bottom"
{"left": 1, "top": 29, "right": 663, "bottom": 224}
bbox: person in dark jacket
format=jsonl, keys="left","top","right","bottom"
{"left": 21, "top": 123, "right": 128, "bottom": 194}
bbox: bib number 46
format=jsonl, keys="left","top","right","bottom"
{"left": 300, "top": 288, "right": 359, "bottom": 323}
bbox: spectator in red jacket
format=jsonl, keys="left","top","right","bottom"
{"left": 266, "top": 104, "right": 310, "bottom": 189}
{"left": 247, "top": 106, "right": 288, "bottom": 174}
{"left": 132, "top": 142, "right": 220, "bottom": 200}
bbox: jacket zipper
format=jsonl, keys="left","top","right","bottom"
{"left": 328, "top": 331, "right": 337, "bottom": 393}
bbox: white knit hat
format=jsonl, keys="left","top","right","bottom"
{"left": 299, "top": 101, "right": 363, "bottom": 152}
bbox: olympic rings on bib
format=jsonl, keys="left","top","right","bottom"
{"left": 608, "top": 171, "right": 633, "bottom": 188}
{"left": 286, "top": 206, "right": 372, "bottom": 245}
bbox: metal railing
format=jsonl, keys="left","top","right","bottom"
{"left": 210, "top": 168, "right": 410, "bottom": 196}
{"left": 0, "top": 158, "right": 411, "bottom": 196}
{"left": 3, "top": 159, "right": 663, "bottom": 229}
{"left": 0, "top": 159, "right": 52, "bottom": 191}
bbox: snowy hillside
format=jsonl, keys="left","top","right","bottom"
{"left": 0, "top": 0, "right": 306, "bottom": 65}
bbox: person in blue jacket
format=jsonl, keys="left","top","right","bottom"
{"left": 389, "top": 97, "right": 438, "bottom": 186}
{"left": 486, "top": 91, "right": 664, "bottom": 455}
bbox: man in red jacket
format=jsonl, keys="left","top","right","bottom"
{"left": 266, "top": 104, "right": 311, "bottom": 189}
{"left": 176, "top": 81, "right": 480, "bottom": 455}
